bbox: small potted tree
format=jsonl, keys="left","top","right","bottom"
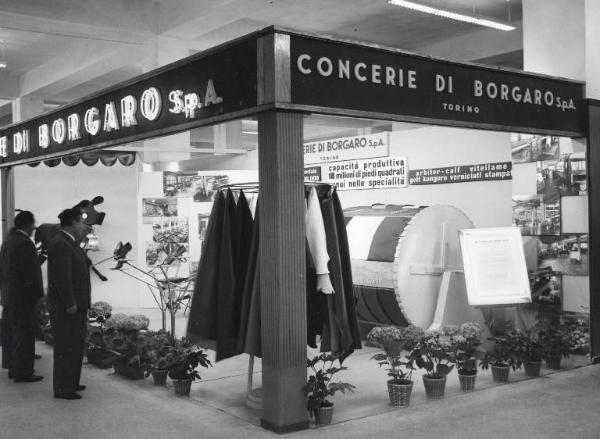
{"left": 453, "top": 322, "right": 484, "bottom": 391}
{"left": 480, "top": 331, "right": 522, "bottom": 382}
{"left": 167, "top": 338, "right": 212, "bottom": 396}
{"left": 303, "top": 353, "right": 355, "bottom": 425}
{"left": 367, "top": 325, "right": 424, "bottom": 406}
{"left": 413, "top": 326, "right": 458, "bottom": 399}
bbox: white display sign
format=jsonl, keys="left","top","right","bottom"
{"left": 303, "top": 132, "right": 389, "bottom": 165}
{"left": 321, "top": 156, "right": 408, "bottom": 191}
{"left": 459, "top": 227, "right": 532, "bottom": 306}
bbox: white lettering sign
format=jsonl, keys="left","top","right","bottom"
{"left": 304, "top": 132, "right": 389, "bottom": 165}
{"left": 319, "top": 156, "right": 408, "bottom": 191}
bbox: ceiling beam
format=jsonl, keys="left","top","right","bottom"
{"left": 18, "top": 42, "right": 146, "bottom": 98}
{"left": 0, "top": 10, "right": 152, "bottom": 45}
{"left": 414, "top": 20, "right": 523, "bottom": 63}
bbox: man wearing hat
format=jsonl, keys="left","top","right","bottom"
{"left": 47, "top": 206, "right": 90, "bottom": 400}
{"left": 0, "top": 210, "right": 44, "bottom": 382}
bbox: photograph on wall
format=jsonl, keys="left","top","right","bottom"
{"left": 536, "top": 154, "right": 587, "bottom": 200}
{"left": 145, "top": 217, "right": 190, "bottom": 267}
{"left": 537, "top": 234, "right": 588, "bottom": 276}
{"left": 142, "top": 197, "right": 178, "bottom": 218}
{"left": 512, "top": 195, "right": 560, "bottom": 236}
{"left": 511, "top": 134, "right": 559, "bottom": 164}
{"left": 528, "top": 269, "right": 562, "bottom": 311}
{"left": 163, "top": 171, "right": 229, "bottom": 200}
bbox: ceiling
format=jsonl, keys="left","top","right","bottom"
{"left": 0, "top": 0, "right": 524, "bottom": 150}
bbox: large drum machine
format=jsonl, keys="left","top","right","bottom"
{"left": 344, "top": 204, "right": 484, "bottom": 334}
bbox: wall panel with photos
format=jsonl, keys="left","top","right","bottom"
{"left": 511, "top": 134, "right": 589, "bottom": 314}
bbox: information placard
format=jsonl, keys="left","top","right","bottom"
{"left": 303, "top": 132, "right": 389, "bottom": 165}
{"left": 459, "top": 227, "right": 531, "bottom": 306}
{"left": 323, "top": 156, "right": 407, "bottom": 191}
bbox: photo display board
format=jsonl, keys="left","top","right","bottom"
{"left": 459, "top": 227, "right": 532, "bottom": 306}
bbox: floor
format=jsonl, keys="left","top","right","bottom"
{"left": 1, "top": 308, "right": 598, "bottom": 438}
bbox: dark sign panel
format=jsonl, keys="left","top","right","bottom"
{"left": 409, "top": 162, "right": 512, "bottom": 185}
{"left": 290, "top": 35, "right": 585, "bottom": 135}
{"left": 304, "top": 165, "right": 322, "bottom": 182}
{"left": 0, "top": 38, "right": 257, "bottom": 165}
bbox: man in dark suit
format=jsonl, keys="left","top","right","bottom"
{"left": 0, "top": 211, "right": 44, "bottom": 382}
{"left": 47, "top": 207, "right": 91, "bottom": 400}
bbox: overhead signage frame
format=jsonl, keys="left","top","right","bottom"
{"left": 0, "top": 27, "right": 586, "bottom": 167}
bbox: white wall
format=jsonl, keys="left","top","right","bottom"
{"left": 15, "top": 162, "right": 142, "bottom": 308}
{"left": 336, "top": 126, "right": 513, "bottom": 228}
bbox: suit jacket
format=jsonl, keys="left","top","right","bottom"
{"left": 47, "top": 230, "right": 91, "bottom": 312}
{"left": 0, "top": 229, "right": 44, "bottom": 312}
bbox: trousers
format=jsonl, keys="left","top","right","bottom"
{"left": 2, "top": 306, "right": 36, "bottom": 378}
{"left": 50, "top": 308, "right": 86, "bottom": 394}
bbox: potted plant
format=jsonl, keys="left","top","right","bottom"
{"left": 513, "top": 330, "right": 544, "bottom": 377}
{"left": 453, "top": 322, "right": 484, "bottom": 391}
{"left": 367, "top": 325, "right": 424, "bottom": 406}
{"left": 145, "top": 330, "right": 175, "bottom": 385}
{"left": 480, "top": 331, "right": 522, "bottom": 382}
{"left": 413, "top": 326, "right": 458, "bottom": 399}
{"left": 303, "top": 353, "right": 355, "bottom": 425}
{"left": 105, "top": 313, "right": 153, "bottom": 379}
{"left": 537, "top": 322, "right": 572, "bottom": 370}
{"left": 167, "top": 338, "right": 211, "bottom": 396}
{"left": 86, "top": 301, "right": 115, "bottom": 368}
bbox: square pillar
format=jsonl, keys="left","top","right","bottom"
{"left": 258, "top": 110, "right": 308, "bottom": 433}
{"left": 588, "top": 99, "right": 600, "bottom": 363}
{"left": 1, "top": 167, "right": 14, "bottom": 240}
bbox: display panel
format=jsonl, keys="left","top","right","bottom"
{"left": 459, "top": 227, "right": 532, "bottom": 306}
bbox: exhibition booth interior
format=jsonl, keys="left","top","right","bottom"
{"left": 0, "top": 28, "right": 593, "bottom": 431}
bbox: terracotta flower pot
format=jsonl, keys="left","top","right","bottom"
{"left": 314, "top": 405, "right": 334, "bottom": 425}
{"left": 151, "top": 369, "right": 168, "bottom": 386}
{"left": 545, "top": 355, "right": 562, "bottom": 370}
{"left": 458, "top": 372, "right": 477, "bottom": 391}
{"left": 387, "top": 380, "right": 413, "bottom": 407}
{"left": 173, "top": 378, "right": 192, "bottom": 396}
{"left": 524, "top": 361, "right": 542, "bottom": 377}
{"left": 491, "top": 364, "right": 510, "bottom": 382}
{"left": 422, "top": 375, "right": 447, "bottom": 399}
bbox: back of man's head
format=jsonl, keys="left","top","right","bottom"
{"left": 14, "top": 211, "right": 35, "bottom": 230}
{"left": 58, "top": 207, "right": 82, "bottom": 228}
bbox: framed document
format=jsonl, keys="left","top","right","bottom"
{"left": 459, "top": 227, "right": 532, "bottom": 306}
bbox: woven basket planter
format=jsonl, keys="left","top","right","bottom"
{"left": 545, "top": 356, "right": 562, "bottom": 370}
{"left": 86, "top": 348, "right": 114, "bottom": 369}
{"left": 524, "top": 361, "right": 542, "bottom": 377}
{"left": 151, "top": 369, "right": 168, "bottom": 386}
{"left": 458, "top": 372, "right": 477, "bottom": 391}
{"left": 314, "top": 405, "right": 334, "bottom": 425}
{"left": 387, "top": 380, "right": 413, "bottom": 407}
{"left": 491, "top": 364, "right": 510, "bottom": 382}
{"left": 113, "top": 360, "right": 145, "bottom": 380}
{"left": 422, "top": 375, "right": 447, "bottom": 399}
{"left": 173, "top": 378, "right": 192, "bottom": 396}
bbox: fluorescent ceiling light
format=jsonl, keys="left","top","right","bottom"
{"left": 388, "top": 0, "right": 515, "bottom": 31}
{"left": 0, "top": 61, "right": 6, "bottom": 69}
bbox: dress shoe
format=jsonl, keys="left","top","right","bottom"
{"left": 14, "top": 375, "right": 43, "bottom": 383}
{"left": 54, "top": 392, "right": 82, "bottom": 400}
{"left": 34, "top": 354, "right": 42, "bottom": 360}
{"left": 76, "top": 385, "right": 86, "bottom": 391}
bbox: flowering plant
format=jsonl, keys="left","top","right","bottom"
{"left": 512, "top": 330, "right": 544, "bottom": 363}
{"left": 105, "top": 313, "right": 150, "bottom": 332}
{"left": 413, "top": 326, "right": 458, "bottom": 378}
{"left": 88, "top": 301, "right": 112, "bottom": 324}
{"left": 453, "top": 322, "right": 484, "bottom": 375}
{"left": 367, "top": 325, "right": 424, "bottom": 383}
{"left": 536, "top": 320, "right": 572, "bottom": 359}
{"left": 145, "top": 330, "right": 176, "bottom": 373}
{"left": 303, "top": 353, "right": 355, "bottom": 417}
{"left": 564, "top": 316, "right": 590, "bottom": 354}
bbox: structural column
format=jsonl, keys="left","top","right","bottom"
{"left": 588, "top": 100, "right": 600, "bottom": 362}
{"left": 258, "top": 110, "right": 308, "bottom": 433}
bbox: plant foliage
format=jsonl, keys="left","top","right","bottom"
{"left": 367, "top": 325, "right": 424, "bottom": 383}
